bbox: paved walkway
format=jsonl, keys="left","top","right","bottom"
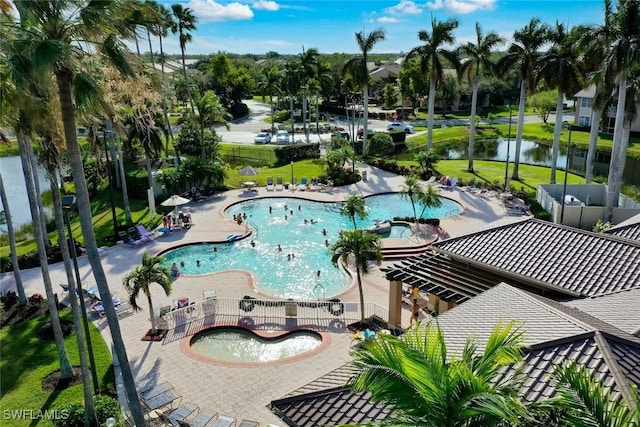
{"left": 0, "top": 164, "right": 527, "bottom": 425}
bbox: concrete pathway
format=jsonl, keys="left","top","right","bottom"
{"left": 0, "top": 165, "right": 527, "bottom": 424}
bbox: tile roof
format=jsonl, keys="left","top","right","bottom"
{"left": 432, "top": 218, "right": 640, "bottom": 297}
{"left": 606, "top": 213, "right": 640, "bottom": 242}
{"left": 271, "top": 387, "right": 392, "bottom": 427}
{"left": 563, "top": 289, "right": 640, "bottom": 336}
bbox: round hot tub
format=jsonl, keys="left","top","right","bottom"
{"left": 187, "top": 326, "right": 324, "bottom": 364}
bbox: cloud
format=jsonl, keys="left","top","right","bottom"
{"left": 378, "top": 16, "right": 402, "bottom": 23}
{"left": 425, "top": 0, "right": 495, "bottom": 14}
{"left": 187, "top": 0, "right": 253, "bottom": 22}
{"left": 386, "top": 0, "right": 422, "bottom": 15}
{"left": 253, "top": 0, "right": 280, "bottom": 11}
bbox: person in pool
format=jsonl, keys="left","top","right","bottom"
{"left": 196, "top": 260, "right": 201, "bottom": 267}
{"left": 170, "top": 262, "right": 180, "bottom": 279}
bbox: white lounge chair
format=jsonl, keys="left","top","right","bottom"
{"left": 276, "top": 176, "right": 283, "bottom": 191}
{"left": 266, "top": 177, "right": 274, "bottom": 191}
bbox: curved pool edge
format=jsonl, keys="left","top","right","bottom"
{"left": 180, "top": 323, "right": 332, "bottom": 367}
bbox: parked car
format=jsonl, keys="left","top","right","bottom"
{"left": 276, "top": 130, "right": 290, "bottom": 144}
{"left": 254, "top": 132, "right": 272, "bottom": 144}
{"left": 357, "top": 128, "right": 376, "bottom": 139}
{"left": 333, "top": 131, "right": 350, "bottom": 140}
{"left": 387, "top": 122, "right": 414, "bottom": 133}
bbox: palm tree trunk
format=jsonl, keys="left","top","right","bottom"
{"left": 146, "top": 28, "right": 155, "bottom": 68}
{"left": 605, "top": 72, "right": 628, "bottom": 221}
{"left": 17, "top": 130, "right": 74, "bottom": 379}
{"left": 112, "top": 123, "right": 133, "bottom": 225}
{"left": 26, "top": 139, "right": 51, "bottom": 254}
{"left": 585, "top": 108, "right": 602, "bottom": 184}
{"left": 427, "top": 75, "right": 436, "bottom": 149}
{"left": 467, "top": 76, "right": 479, "bottom": 172}
{"left": 549, "top": 91, "right": 564, "bottom": 184}
{"left": 363, "top": 84, "right": 369, "bottom": 156}
{"left": 50, "top": 178, "right": 96, "bottom": 425}
{"left": 511, "top": 80, "right": 528, "bottom": 180}
{"left": 180, "top": 45, "right": 194, "bottom": 113}
{"left": 270, "top": 94, "right": 276, "bottom": 134}
{"left": 0, "top": 173, "right": 27, "bottom": 305}
{"left": 158, "top": 34, "right": 174, "bottom": 154}
{"left": 54, "top": 68, "right": 147, "bottom": 427}
{"left": 316, "top": 93, "right": 321, "bottom": 140}
{"left": 356, "top": 267, "right": 365, "bottom": 321}
{"left": 134, "top": 34, "right": 141, "bottom": 57}
{"left": 148, "top": 293, "right": 157, "bottom": 334}
{"left": 290, "top": 96, "right": 295, "bottom": 143}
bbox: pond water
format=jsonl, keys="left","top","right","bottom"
{"left": 446, "top": 138, "right": 569, "bottom": 168}
{"left": 0, "top": 156, "right": 49, "bottom": 229}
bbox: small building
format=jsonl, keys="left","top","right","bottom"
{"left": 574, "top": 86, "right": 640, "bottom": 133}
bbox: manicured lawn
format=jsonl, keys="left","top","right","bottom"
{"left": 225, "top": 158, "right": 327, "bottom": 188}
{"left": 0, "top": 310, "right": 115, "bottom": 427}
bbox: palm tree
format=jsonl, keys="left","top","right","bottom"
{"left": 400, "top": 175, "right": 424, "bottom": 227}
{"left": 0, "top": 173, "right": 26, "bottom": 304}
{"left": 123, "top": 253, "right": 173, "bottom": 335}
{"left": 170, "top": 3, "right": 197, "bottom": 111}
{"left": 127, "top": 109, "right": 164, "bottom": 192}
{"left": 417, "top": 184, "right": 444, "bottom": 219}
{"left": 340, "top": 194, "right": 367, "bottom": 229}
{"left": 281, "top": 59, "right": 302, "bottom": 142}
{"left": 259, "top": 66, "right": 281, "bottom": 133}
{"left": 605, "top": 0, "right": 640, "bottom": 221}
{"left": 343, "top": 29, "right": 386, "bottom": 156}
{"left": 299, "top": 47, "right": 319, "bottom": 143}
{"left": 9, "top": 1, "right": 146, "bottom": 423}
{"left": 348, "top": 321, "right": 528, "bottom": 425}
{"left": 191, "top": 89, "right": 229, "bottom": 160}
{"left": 459, "top": 23, "right": 504, "bottom": 172}
{"left": 550, "top": 361, "right": 640, "bottom": 426}
{"left": 498, "top": 18, "right": 549, "bottom": 181}
{"left": 330, "top": 229, "right": 382, "bottom": 321}
{"left": 539, "top": 23, "right": 584, "bottom": 184}
{"left": 406, "top": 17, "right": 459, "bottom": 149}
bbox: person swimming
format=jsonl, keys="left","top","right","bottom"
{"left": 196, "top": 260, "right": 201, "bottom": 267}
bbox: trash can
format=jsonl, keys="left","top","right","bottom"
{"left": 362, "top": 170, "right": 367, "bottom": 182}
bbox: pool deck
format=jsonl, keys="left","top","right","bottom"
{"left": 0, "top": 163, "right": 528, "bottom": 424}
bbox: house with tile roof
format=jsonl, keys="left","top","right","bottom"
{"left": 574, "top": 86, "right": 640, "bottom": 133}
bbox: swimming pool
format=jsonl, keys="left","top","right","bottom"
{"left": 189, "top": 326, "right": 322, "bottom": 363}
{"left": 161, "top": 193, "right": 462, "bottom": 299}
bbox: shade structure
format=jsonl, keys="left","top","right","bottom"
{"left": 161, "top": 195, "right": 191, "bottom": 207}
{"left": 239, "top": 165, "right": 258, "bottom": 176}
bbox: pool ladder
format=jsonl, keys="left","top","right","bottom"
{"left": 247, "top": 220, "right": 259, "bottom": 238}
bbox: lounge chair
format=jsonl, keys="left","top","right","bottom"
{"left": 276, "top": 176, "right": 283, "bottom": 191}
{"left": 119, "top": 231, "right": 144, "bottom": 246}
{"left": 128, "top": 226, "right": 150, "bottom": 242}
{"left": 266, "top": 177, "right": 274, "bottom": 191}
{"left": 160, "top": 402, "right": 198, "bottom": 427}
{"left": 183, "top": 410, "right": 217, "bottom": 427}
{"left": 211, "top": 415, "right": 236, "bottom": 427}
{"left": 142, "top": 389, "right": 182, "bottom": 412}
{"left": 291, "top": 176, "right": 297, "bottom": 191}
{"left": 238, "top": 420, "right": 260, "bottom": 427}
{"left": 140, "top": 381, "right": 174, "bottom": 400}
{"left": 135, "top": 224, "right": 156, "bottom": 240}
{"left": 182, "top": 215, "right": 192, "bottom": 229}
{"left": 300, "top": 177, "right": 308, "bottom": 190}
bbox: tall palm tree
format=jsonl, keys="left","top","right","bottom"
{"left": 343, "top": 29, "right": 386, "bottom": 156}
{"left": 170, "top": 3, "right": 197, "bottom": 112}
{"left": 340, "top": 194, "right": 367, "bottom": 229}
{"left": 550, "top": 361, "right": 640, "bottom": 426}
{"left": 459, "top": 23, "right": 504, "bottom": 172}
{"left": 348, "top": 321, "right": 528, "bottom": 425}
{"left": 330, "top": 229, "right": 382, "bottom": 321}
{"left": 539, "top": 23, "right": 584, "bottom": 184}
{"left": 282, "top": 59, "right": 302, "bottom": 142}
{"left": 605, "top": 0, "right": 640, "bottom": 221}
{"left": 259, "top": 66, "right": 281, "bottom": 133}
{"left": 299, "top": 47, "right": 319, "bottom": 143}
{"left": 498, "top": 18, "right": 549, "bottom": 181}
{"left": 9, "top": 1, "right": 146, "bottom": 423}
{"left": 417, "top": 184, "right": 444, "bottom": 218}
{"left": 0, "top": 173, "right": 26, "bottom": 304}
{"left": 406, "top": 17, "right": 459, "bottom": 149}
{"left": 400, "top": 175, "right": 424, "bottom": 227}
{"left": 123, "top": 253, "right": 173, "bottom": 335}
{"left": 127, "top": 109, "right": 164, "bottom": 192}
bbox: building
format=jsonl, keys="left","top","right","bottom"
{"left": 574, "top": 86, "right": 640, "bottom": 133}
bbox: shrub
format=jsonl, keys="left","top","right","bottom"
{"left": 94, "top": 395, "right": 121, "bottom": 423}
{"left": 367, "top": 133, "right": 395, "bottom": 157}
{"left": 29, "top": 294, "right": 44, "bottom": 304}
{"left": 52, "top": 395, "right": 122, "bottom": 427}
{"left": 1, "top": 290, "right": 18, "bottom": 308}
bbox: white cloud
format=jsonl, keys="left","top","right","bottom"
{"left": 378, "top": 16, "right": 402, "bottom": 24}
{"left": 253, "top": 0, "right": 280, "bottom": 11}
{"left": 187, "top": 0, "right": 253, "bottom": 22}
{"left": 425, "top": 0, "right": 495, "bottom": 14}
{"left": 386, "top": 0, "right": 422, "bottom": 15}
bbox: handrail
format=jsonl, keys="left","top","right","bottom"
{"left": 247, "top": 221, "right": 259, "bottom": 238}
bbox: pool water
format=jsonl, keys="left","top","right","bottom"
{"left": 161, "top": 193, "right": 461, "bottom": 299}
{"left": 190, "top": 327, "right": 322, "bottom": 362}
{"left": 384, "top": 224, "right": 413, "bottom": 238}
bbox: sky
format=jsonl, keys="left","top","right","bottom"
{"left": 153, "top": 0, "right": 608, "bottom": 56}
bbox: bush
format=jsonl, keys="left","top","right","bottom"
{"left": 52, "top": 395, "right": 122, "bottom": 427}
{"left": 1, "top": 290, "right": 18, "bottom": 308}
{"left": 29, "top": 294, "right": 44, "bottom": 304}
{"left": 94, "top": 395, "right": 121, "bottom": 423}
{"left": 368, "top": 158, "right": 412, "bottom": 176}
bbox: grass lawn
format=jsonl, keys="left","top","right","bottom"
{"left": 225, "top": 158, "right": 327, "bottom": 188}
{"left": 0, "top": 310, "right": 115, "bottom": 427}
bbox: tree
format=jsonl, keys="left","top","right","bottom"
{"left": 498, "top": 18, "right": 549, "bottom": 181}
{"left": 123, "top": 253, "right": 173, "bottom": 335}
{"left": 417, "top": 184, "right": 444, "bottom": 219}
{"left": 384, "top": 83, "right": 397, "bottom": 110}
{"left": 459, "top": 23, "right": 504, "bottom": 172}
{"left": 340, "top": 195, "right": 367, "bottom": 230}
{"left": 367, "top": 132, "right": 394, "bottom": 157}
{"left": 191, "top": 90, "right": 229, "bottom": 160}
{"left": 0, "top": 173, "right": 26, "bottom": 305}
{"left": 550, "top": 361, "right": 640, "bottom": 426}
{"left": 406, "top": 16, "right": 459, "bottom": 149}
{"left": 539, "top": 23, "right": 585, "bottom": 184}
{"left": 343, "top": 29, "right": 386, "bottom": 156}
{"left": 170, "top": 3, "right": 197, "bottom": 111}
{"left": 9, "top": 1, "right": 147, "bottom": 423}
{"left": 529, "top": 90, "right": 558, "bottom": 123}
{"left": 400, "top": 175, "right": 425, "bottom": 227}
{"left": 330, "top": 229, "right": 382, "bottom": 321}
{"left": 604, "top": 0, "right": 640, "bottom": 221}
{"left": 348, "top": 321, "right": 528, "bottom": 426}
{"left": 414, "top": 149, "right": 439, "bottom": 176}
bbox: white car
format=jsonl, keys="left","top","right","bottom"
{"left": 276, "top": 130, "right": 290, "bottom": 144}
{"left": 387, "top": 122, "right": 414, "bottom": 133}
{"left": 254, "top": 132, "right": 272, "bottom": 144}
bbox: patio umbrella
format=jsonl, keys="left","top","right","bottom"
{"left": 161, "top": 194, "right": 190, "bottom": 215}
{"left": 238, "top": 165, "right": 258, "bottom": 176}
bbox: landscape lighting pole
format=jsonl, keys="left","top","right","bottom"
{"left": 62, "top": 196, "right": 100, "bottom": 395}
{"left": 560, "top": 123, "right": 572, "bottom": 225}
{"left": 504, "top": 105, "right": 513, "bottom": 191}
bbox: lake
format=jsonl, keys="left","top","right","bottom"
{"left": 0, "top": 156, "right": 49, "bottom": 229}
{"left": 446, "top": 138, "right": 569, "bottom": 168}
